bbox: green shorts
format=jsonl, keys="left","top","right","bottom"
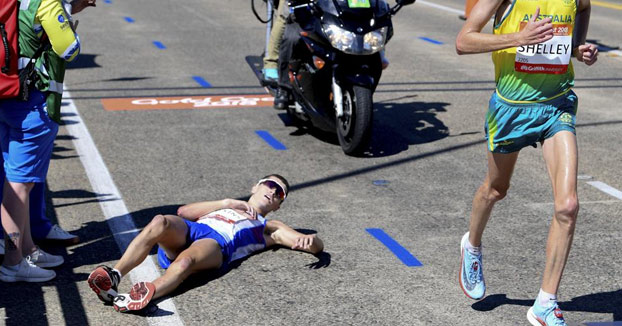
{"left": 485, "top": 90, "right": 578, "bottom": 153}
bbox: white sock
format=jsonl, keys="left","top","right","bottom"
{"left": 537, "top": 289, "right": 557, "bottom": 307}
{"left": 113, "top": 268, "right": 123, "bottom": 279}
{"left": 465, "top": 238, "right": 481, "bottom": 255}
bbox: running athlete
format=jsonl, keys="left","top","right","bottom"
{"left": 455, "top": 0, "right": 597, "bottom": 325}
{"left": 87, "top": 174, "right": 324, "bottom": 312}
{"left": 0, "top": 0, "right": 94, "bottom": 283}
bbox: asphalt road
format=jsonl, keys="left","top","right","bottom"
{"left": 1, "top": 0, "right": 621, "bottom": 325}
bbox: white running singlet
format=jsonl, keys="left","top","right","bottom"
{"left": 197, "top": 209, "right": 267, "bottom": 262}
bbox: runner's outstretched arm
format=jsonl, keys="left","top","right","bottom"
{"left": 264, "top": 220, "right": 324, "bottom": 254}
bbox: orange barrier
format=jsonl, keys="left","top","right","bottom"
{"left": 463, "top": 0, "right": 478, "bottom": 19}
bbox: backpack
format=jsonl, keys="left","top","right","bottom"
{"left": 0, "top": 0, "right": 20, "bottom": 99}
{"left": 1, "top": 0, "right": 47, "bottom": 101}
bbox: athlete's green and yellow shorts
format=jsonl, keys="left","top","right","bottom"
{"left": 485, "top": 90, "right": 578, "bottom": 153}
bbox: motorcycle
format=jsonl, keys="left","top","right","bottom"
{"left": 282, "top": 0, "right": 416, "bottom": 155}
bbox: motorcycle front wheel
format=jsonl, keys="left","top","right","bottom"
{"left": 336, "top": 85, "right": 373, "bottom": 156}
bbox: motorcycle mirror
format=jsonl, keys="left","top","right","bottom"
{"left": 396, "top": 0, "right": 416, "bottom": 5}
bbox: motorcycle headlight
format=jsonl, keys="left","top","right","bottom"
{"left": 323, "top": 24, "right": 355, "bottom": 53}
{"left": 363, "top": 26, "right": 388, "bottom": 53}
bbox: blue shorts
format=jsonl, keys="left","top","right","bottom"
{"left": 157, "top": 219, "right": 229, "bottom": 270}
{"left": 0, "top": 89, "right": 58, "bottom": 183}
{"left": 485, "top": 90, "right": 578, "bottom": 153}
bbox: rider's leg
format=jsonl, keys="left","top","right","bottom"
{"left": 263, "top": 1, "right": 287, "bottom": 80}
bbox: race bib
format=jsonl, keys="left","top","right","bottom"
{"left": 515, "top": 23, "right": 573, "bottom": 74}
{"left": 199, "top": 209, "right": 247, "bottom": 225}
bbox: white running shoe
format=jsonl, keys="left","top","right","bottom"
{"left": 0, "top": 258, "right": 56, "bottom": 282}
{"left": 27, "top": 247, "right": 64, "bottom": 268}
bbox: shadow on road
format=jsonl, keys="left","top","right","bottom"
{"left": 366, "top": 100, "right": 450, "bottom": 157}
{"left": 277, "top": 99, "right": 451, "bottom": 157}
{"left": 472, "top": 291, "right": 622, "bottom": 321}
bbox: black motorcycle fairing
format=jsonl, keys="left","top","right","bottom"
{"left": 315, "top": 0, "right": 392, "bottom": 35}
{"left": 333, "top": 51, "right": 382, "bottom": 90}
{"left": 287, "top": 46, "right": 381, "bottom": 132}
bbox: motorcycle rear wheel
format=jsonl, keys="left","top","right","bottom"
{"left": 336, "top": 85, "right": 373, "bottom": 156}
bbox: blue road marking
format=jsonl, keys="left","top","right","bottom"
{"left": 153, "top": 41, "right": 166, "bottom": 49}
{"left": 124, "top": 17, "right": 134, "bottom": 23}
{"left": 104, "top": 0, "right": 111, "bottom": 3}
{"left": 419, "top": 37, "right": 443, "bottom": 45}
{"left": 366, "top": 228, "right": 423, "bottom": 267}
{"left": 192, "top": 76, "right": 212, "bottom": 88}
{"left": 255, "top": 130, "right": 287, "bottom": 150}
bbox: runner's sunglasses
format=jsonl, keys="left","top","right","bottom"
{"left": 256, "top": 178, "right": 287, "bottom": 201}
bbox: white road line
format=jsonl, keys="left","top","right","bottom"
{"left": 62, "top": 90, "right": 184, "bottom": 326}
{"left": 416, "top": 0, "right": 465, "bottom": 16}
{"left": 587, "top": 181, "right": 622, "bottom": 200}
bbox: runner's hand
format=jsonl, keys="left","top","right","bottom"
{"left": 518, "top": 7, "right": 554, "bottom": 46}
{"left": 224, "top": 199, "right": 258, "bottom": 220}
{"left": 576, "top": 44, "right": 598, "bottom": 66}
{"left": 292, "top": 234, "right": 316, "bottom": 250}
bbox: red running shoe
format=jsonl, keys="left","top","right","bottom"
{"left": 87, "top": 265, "right": 120, "bottom": 303}
{"left": 113, "top": 282, "right": 156, "bottom": 312}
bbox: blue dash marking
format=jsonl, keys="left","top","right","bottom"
{"left": 366, "top": 228, "right": 422, "bottom": 267}
{"left": 373, "top": 180, "right": 390, "bottom": 186}
{"left": 153, "top": 41, "right": 166, "bottom": 49}
{"left": 419, "top": 37, "right": 443, "bottom": 45}
{"left": 255, "top": 130, "right": 287, "bottom": 150}
{"left": 192, "top": 76, "right": 212, "bottom": 88}
{"left": 124, "top": 16, "right": 134, "bottom": 23}
{"left": 104, "top": 0, "right": 111, "bottom": 3}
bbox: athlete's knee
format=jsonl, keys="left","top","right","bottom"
{"left": 483, "top": 182, "right": 509, "bottom": 202}
{"left": 145, "top": 214, "right": 170, "bottom": 237}
{"left": 554, "top": 196, "right": 579, "bottom": 226}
